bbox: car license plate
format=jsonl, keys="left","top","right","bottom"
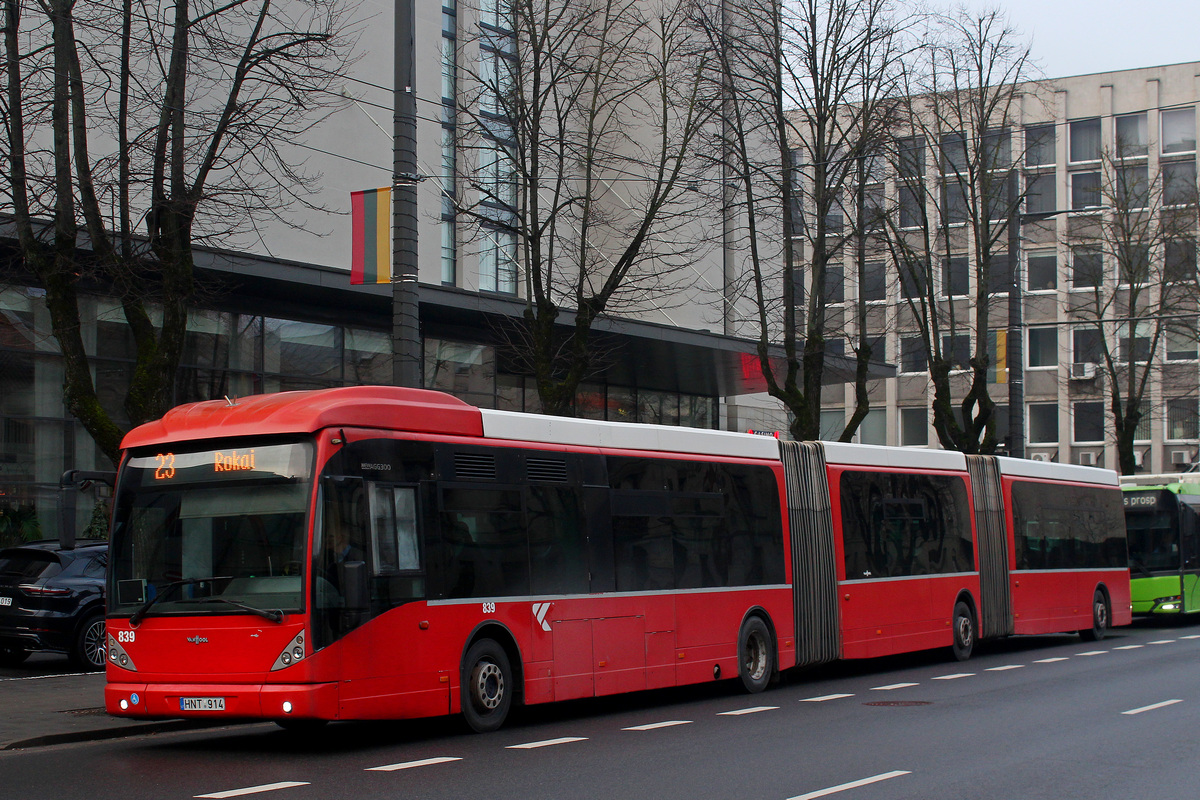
{"left": 180, "top": 696, "right": 225, "bottom": 711}
{"left": 0, "top": 596, "right": 11, "bottom": 606}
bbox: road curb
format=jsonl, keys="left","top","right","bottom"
{"left": 1, "top": 719, "right": 239, "bottom": 750}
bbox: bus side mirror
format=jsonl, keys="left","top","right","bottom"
{"left": 341, "top": 560, "right": 369, "bottom": 611}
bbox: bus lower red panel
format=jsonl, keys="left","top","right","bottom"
{"left": 839, "top": 575, "right": 978, "bottom": 660}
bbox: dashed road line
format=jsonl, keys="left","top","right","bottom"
{"left": 1181, "top": 635, "right": 1200, "bottom": 640}
{"left": 1148, "top": 640, "right": 1176, "bottom": 645}
{"left": 1115, "top": 645, "right": 1144, "bottom": 650}
{"left": 1033, "top": 657, "right": 1069, "bottom": 664}
{"left": 195, "top": 782, "right": 310, "bottom": 799}
{"left": 985, "top": 664, "right": 1024, "bottom": 672}
{"left": 801, "top": 693, "right": 855, "bottom": 702}
{"left": 366, "top": 757, "right": 463, "bottom": 772}
{"left": 718, "top": 706, "right": 778, "bottom": 716}
{"left": 623, "top": 720, "right": 692, "bottom": 731}
{"left": 506, "top": 737, "right": 587, "bottom": 749}
{"left": 870, "top": 682, "right": 918, "bottom": 691}
{"left": 932, "top": 673, "right": 974, "bottom": 680}
{"left": 1076, "top": 650, "right": 1107, "bottom": 656}
{"left": 1122, "top": 699, "right": 1182, "bottom": 716}
{"left": 787, "top": 770, "right": 912, "bottom": 800}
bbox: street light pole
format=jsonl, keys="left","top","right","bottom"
{"left": 392, "top": 0, "right": 421, "bottom": 388}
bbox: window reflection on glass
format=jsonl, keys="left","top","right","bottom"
{"left": 1162, "top": 108, "right": 1196, "bottom": 155}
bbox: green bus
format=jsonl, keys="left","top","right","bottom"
{"left": 1121, "top": 474, "right": 1200, "bottom": 615}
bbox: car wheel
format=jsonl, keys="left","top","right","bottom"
{"left": 71, "top": 612, "right": 107, "bottom": 671}
{"left": 0, "top": 644, "right": 31, "bottom": 667}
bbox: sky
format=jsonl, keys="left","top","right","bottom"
{"left": 961, "top": 0, "right": 1199, "bottom": 78}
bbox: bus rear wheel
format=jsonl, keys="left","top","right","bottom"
{"left": 1079, "top": 590, "right": 1109, "bottom": 642}
{"left": 951, "top": 601, "right": 975, "bottom": 662}
{"left": 737, "top": 616, "right": 775, "bottom": 693}
{"left": 462, "top": 639, "right": 513, "bottom": 733}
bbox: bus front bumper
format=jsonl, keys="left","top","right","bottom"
{"left": 105, "top": 681, "right": 340, "bottom": 721}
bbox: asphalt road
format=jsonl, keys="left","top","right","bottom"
{"left": 3, "top": 619, "right": 1199, "bottom": 800}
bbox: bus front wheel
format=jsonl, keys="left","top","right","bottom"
{"left": 1079, "top": 590, "right": 1109, "bottom": 642}
{"left": 462, "top": 638, "right": 513, "bottom": 733}
{"left": 737, "top": 616, "right": 775, "bottom": 693}
{"left": 951, "top": 601, "right": 975, "bottom": 662}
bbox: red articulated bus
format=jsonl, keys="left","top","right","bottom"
{"left": 103, "top": 386, "right": 1129, "bottom": 731}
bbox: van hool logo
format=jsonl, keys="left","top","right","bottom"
{"left": 213, "top": 450, "right": 255, "bottom": 472}
{"left": 186, "top": 636, "right": 209, "bottom": 645}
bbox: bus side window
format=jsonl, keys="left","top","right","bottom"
{"left": 366, "top": 483, "right": 424, "bottom": 603}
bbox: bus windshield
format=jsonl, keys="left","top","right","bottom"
{"left": 1125, "top": 491, "right": 1180, "bottom": 574}
{"left": 108, "top": 441, "right": 314, "bottom": 619}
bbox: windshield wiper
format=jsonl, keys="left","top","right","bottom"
{"left": 179, "top": 597, "right": 284, "bottom": 623}
{"left": 129, "top": 576, "right": 233, "bottom": 627}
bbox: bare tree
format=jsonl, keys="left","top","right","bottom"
{"left": 452, "top": 0, "right": 712, "bottom": 417}
{"left": 1062, "top": 144, "right": 1200, "bottom": 474}
{"left": 2, "top": 0, "right": 355, "bottom": 464}
{"left": 883, "top": 8, "right": 1036, "bottom": 453}
{"left": 698, "top": 0, "right": 908, "bottom": 441}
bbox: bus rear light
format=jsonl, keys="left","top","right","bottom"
{"left": 271, "top": 631, "right": 307, "bottom": 671}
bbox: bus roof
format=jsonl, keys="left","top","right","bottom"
{"left": 1119, "top": 473, "right": 1200, "bottom": 492}
{"left": 997, "top": 456, "right": 1119, "bottom": 486}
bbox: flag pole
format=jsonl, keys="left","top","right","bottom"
{"left": 392, "top": 0, "right": 421, "bottom": 388}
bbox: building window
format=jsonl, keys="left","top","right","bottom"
{"left": 825, "top": 263, "right": 845, "bottom": 304}
{"left": 1072, "top": 327, "right": 1103, "bottom": 364}
{"left": 1116, "top": 164, "right": 1149, "bottom": 209}
{"left": 941, "top": 256, "right": 968, "bottom": 298}
{"left": 1069, "top": 118, "right": 1101, "bottom": 163}
{"left": 900, "top": 335, "right": 927, "bottom": 374}
{"left": 897, "top": 136, "right": 925, "bottom": 229}
{"left": 1115, "top": 113, "right": 1148, "bottom": 157}
{"left": 441, "top": 4, "right": 458, "bottom": 285}
{"left": 1162, "top": 108, "right": 1197, "bottom": 155}
{"left": 1025, "top": 124, "right": 1055, "bottom": 168}
{"left": 820, "top": 409, "right": 845, "bottom": 441}
{"left": 1073, "top": 401, "right": 1105, "bottom": 444}
{"left": 479, "top": 229, "right": 517, "bottom": 294}
{"left": 941, "top": 333, "right": 970, "bottom": 370}
{"left": 858, "top": 408, "right": 886, "bottom": 445}
{"left": 941, "top": 180, "right": 969, "bottom": 226}
{"left": 1025, "top": 172, "right": 1055, "bottom": 215}
{"left": 1166, "top": 397, "right": 1199, "bottom": 441}
{"left": 1166, "top": 323, "right": 1198, "bottom": 361}
{"left": 900, "top": 407, "right": 928, "bottom": 447}
{"left": 441, "top": 222, "right": 457, "bottom": 286}
{"left": 987, "top": 253, "right": 1012, "bottom": 295}
{"left": 1118, "top": 324, "right": 1152, "bottom": 364}
{"left": 1026, "top": 253, "right": 1057, "bottom": 292}
{"left": 1165, "top": 238, "right": 1196, "bottom": 283}
{"left": 898, "top": 264, "right": 924, "bottom": 300}
{"left": 1162, "top": 159, "right": 1197, "bottom": 206}
{"left": 1028, "top": 403, "right": 1059, "bottom": 444}
{"left": 1071, "top": 171, "right": 1102, "bottom": 210}
{"left": 1027, "top": 327, "right": 1058, "bottom": 368}
{"left": 862, "top": 260, "right": 886, "bottom": 302}
{"left": 1071, "top": 247, "right": 1103, "bottom": 289}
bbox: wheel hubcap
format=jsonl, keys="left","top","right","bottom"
{"left": 472, "top": 661, "right": 504, "bottom": 711}
{"left": 1095, "top": 601, "right": 1108, "bottom": 631}
{"left": 744, "top": 633, "right": 767, "bottom": 681}
{"left": 957, "top": 615, "right": 973, "bottom": 648}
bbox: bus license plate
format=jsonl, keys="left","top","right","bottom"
{"left": 181, "top": 697, "right": 225, "bottom": 711}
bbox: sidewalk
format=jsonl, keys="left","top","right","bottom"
{"left": 0, "top": 662, "right": 212, "bottom": 750}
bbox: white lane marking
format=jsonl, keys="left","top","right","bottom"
{"left": 801, "top": 693, "right": 855, "bottom": 702}
{"left": 506, "top": 737, "right": 587, "bottom": 749}
{"left": 1122, "top": 699, "right": 1183, "bottom": 716}
{"left": 366, "top": 756, "right": 463, "bottom": 772}
{"left": 870, "top": 682, "right": 918, "bottom": 691}
{"left": 986, "top": 665, "right": 1024, "bottom": 672}
{"left": 0, "top": 672, "right": 93, "bottom": 682}
{"left": 195, "top": 782, "right": 309, "bottom": 799}
{"left": 1115, "top": 645, "right": 1144, "bottom": 650}
{"left": 932, "top": 673, "right": 974, "bottom": 680}
{"left": 1181, "top": 635, "right": 1200, "bottom": 640}
{"left": 623, "top": 720, "right": 693, "bottom": 731}
{"left": 1034, "top": 657, "right": 1069, "bottom": 663}
{"left": 787, "top": 770, "right": 912, "bottom": 800}
{"left": 718, "top": 706, "right": 778, "bottom": 716}
{"left": 1149, "top": 640, "right": 1176, "bottom": 645}
{"left": 1076, "top": 650, "right": 1107, "bottom": 656}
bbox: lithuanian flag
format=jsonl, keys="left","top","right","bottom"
{"left": 989, "top": 329, "right": 1008, "bottom": 384}
{"left": 351, "top": 187, "right": 391, "bottom": 284}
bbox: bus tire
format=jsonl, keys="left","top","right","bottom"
{"left": 951, "top": 601, "right": 975, "bottom": 662}
{"left": 462, "top": 638, "right": 513, "bottom": 733}
{"left": 1079, "top": 590, "right": 1109, "bottom": 642}
{"left": 737, "top": 616, "right": 775, "bottom": 694}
